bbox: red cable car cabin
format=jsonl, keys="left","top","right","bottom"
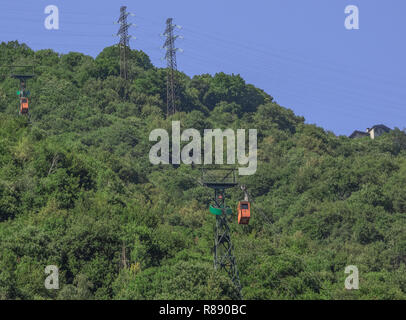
{"left": 20, "top": 98, "right": 29, "bottom": 115}
{"left": 237, "top": 201, "right": 250, "bottom": 225}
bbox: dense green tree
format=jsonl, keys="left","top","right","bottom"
{"left": 0, "top": 42, "right": 405, "bottom": 300}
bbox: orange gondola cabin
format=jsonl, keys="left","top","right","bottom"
{"left": 237, "top": 201, "right": 250, "bottom": 225}
{"left": 20, "top": 97, "right": 29, "bottom": 115}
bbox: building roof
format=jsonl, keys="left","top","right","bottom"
{"left": 369, "top": 124, "right": 391, "bottom": 132}
{"left": 349, "top": 124, "right": 392, "bottom": 139}
{"left": 349, "top": 130, "right": 370, "bottom": 139}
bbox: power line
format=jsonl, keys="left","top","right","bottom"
{"left": 134, "top": 13, "right": 406, "bottom": 86}
{"left": 2, "top": 9, "right": 404, "bottom": 125}
{"left": 178, "top": 47, "right": 406, "bottom": 117}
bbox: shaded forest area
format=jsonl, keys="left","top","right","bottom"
{"left": 0, "top": 41, "right": 406, "bottom": 299}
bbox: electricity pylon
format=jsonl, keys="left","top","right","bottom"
{"left": 117, "top": 6, "right": 133, "bottom": 80}
{"left": 163, "top": 18, "right": 182, "bottom": 117}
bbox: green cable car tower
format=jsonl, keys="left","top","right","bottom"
{"left": 10, "top": 66, "right": 34, "bottom": 116}
{"left": 11, "top": 66, "right": 34, "bottom": 96}
{"left": 202, "top": 167, "right": 242, "bottom": 299}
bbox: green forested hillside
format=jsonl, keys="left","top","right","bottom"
{"left": 0, "top": 41, "right": 405, "bottom": 300}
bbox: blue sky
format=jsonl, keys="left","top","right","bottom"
{"left": 0, "top": 0, "right": 405, "bottom": 135}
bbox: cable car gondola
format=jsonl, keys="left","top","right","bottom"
{"left": 237, "top": 200, "right": 250, "bottom": 225}
{"left": 20, "top": 97, "right": 29, "bottom": 115}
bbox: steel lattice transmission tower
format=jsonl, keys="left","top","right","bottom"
{"left": 117, "top": 6, "right": 132, "bottom": 80}
{"left": 163, "top": 18, "right": 181, "bottom": 117}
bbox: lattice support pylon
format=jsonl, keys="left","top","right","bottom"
{"left": 213, "top": 188, "right": 243, "bottom": 299}
{"left": 163, "top": 18, "right": 181, "bottom": 117}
